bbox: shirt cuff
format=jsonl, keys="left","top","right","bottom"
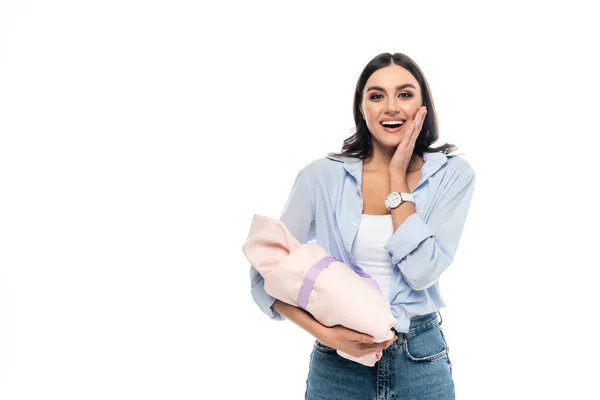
{"left": 251, "top": 279, "right": 286, "bottom": 321}
{"left": 384, "top": 213, "right": 433, "bottom": 264}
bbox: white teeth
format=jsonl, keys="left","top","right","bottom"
{"left": 381, "top": 121, "right": 404, "bottom": 126}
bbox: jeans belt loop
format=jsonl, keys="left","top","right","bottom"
{"left": 391, "top": 328, "right": 407, "bottom": 345}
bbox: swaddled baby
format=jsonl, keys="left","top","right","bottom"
{"left": 243, "top": 214, "right": 396, "bottom": 367}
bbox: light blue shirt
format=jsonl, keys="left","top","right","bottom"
{"left": 249, "top": 150, "right": 476, "bottom": 333}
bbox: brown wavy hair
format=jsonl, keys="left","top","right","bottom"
{"left": 329, "top": 52, "right": 456, "bottom": 159}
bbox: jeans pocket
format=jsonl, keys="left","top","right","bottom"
{"left": 437, "top": 325, "right": 453, "bottom": 374}
{"left": 403, "top": 324, "right": 448, "bottom": 362}
{"left": 314, "top": 340, "right": 338, "bottom": 354}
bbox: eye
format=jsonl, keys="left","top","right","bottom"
{"left": 399, "top": 92, "right": 413, "bottom": 98}
{"left": 369, "top": 93, "right": 384, "bottom": 100}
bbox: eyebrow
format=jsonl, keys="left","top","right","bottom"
{"left": 366, "top": 83, "right": 417, "bottom": 92}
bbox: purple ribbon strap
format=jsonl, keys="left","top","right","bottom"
{"left": 353, "top": 267, "right": 381, "bottom": 291}
{"left": 296, "top": 256, "right": 337, "bottom": 311}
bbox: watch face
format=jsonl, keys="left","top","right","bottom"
{"left": 386, "top": 192, "right": 401, "bottom": 209}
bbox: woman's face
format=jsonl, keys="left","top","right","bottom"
{"left": 360, "top": 64, "right": 424, "bottom": 151}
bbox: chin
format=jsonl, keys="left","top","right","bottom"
{"left": 374, "top": 134, "right": 403, "bottom": 148}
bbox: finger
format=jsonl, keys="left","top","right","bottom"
{"left": 418, "top": 108, "right": 427, "bottom": 130}
{"left": 361, "top": 348, "right": 374, "bottom": 357}
{"left": 411, "top": 110, "right": 426, "bottom": 143}
{"left": 370, "top": 339, "right": 392, "bottom": 352}
{"left": 381, "top": 338, "right": 396, "bottom": 351}
{"left": 418, "top": 108, "right": 426, "bottom": 125}
{"left": 412, "top": 107, "right": 425, "bottom": 128}
{"left": 409, "top": 110, "right": 424, "bottom": 136}
{"left": 404, "top": 122, "right": 419, "bottom": 150}
{"left": 415, "top": 107, "right": 426, "bottom": 123}
{"left": 399, "top": 109, "right": 425, "bottom": 150}
{"left": 400, "top": 117, "right": 419, "bottom": 146}
{"left": 419, "top": 109, "right": 427, "bottom": 129}
{"left": 378, "top": 342, "right": 391, "bottom": 352}
{"left": 360, "top": 341, "right": 384, "bottom": 352}
{"left": 357, "top": 333, "right": 375, "bottom": 344}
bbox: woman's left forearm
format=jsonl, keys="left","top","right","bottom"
{"left": 388, "top": 174, "right": 417, "bottom": 231}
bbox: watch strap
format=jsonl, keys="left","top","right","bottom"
{"left": 399, "top": 192, "right": 414, "bottom": 202}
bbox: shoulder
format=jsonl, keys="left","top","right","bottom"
{"left": 445, "top": 154, "right": 475, "bottom": 179}
{"left": 422, "top": 149, "right": 476, "bottom": 194}
{"left": 423, "top": 145, "right": 475, "bottom": 178}
{"left": 436, "top": 152, "right": 476, "bottom": 194}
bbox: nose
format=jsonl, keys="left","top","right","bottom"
{"left": 385, "top": 97, "right": 400, "bottom": 114}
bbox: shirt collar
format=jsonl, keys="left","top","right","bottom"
{"left": 326, "top": 150, "right": 458, "bottom": 179}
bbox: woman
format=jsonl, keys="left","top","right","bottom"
{"left": 249, "top": 52, "right": 476, "bottom": 399}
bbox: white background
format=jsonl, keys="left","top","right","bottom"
{"left": 1, "top": 1, "right": 599, "bottom": 399}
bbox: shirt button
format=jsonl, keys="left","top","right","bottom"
{"left": 353, "top": 222, "right": 358, "bottom": 227}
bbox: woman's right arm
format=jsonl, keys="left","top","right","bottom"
{"left": 272, "top": 299, "right": 328, "bottom": 338}
{"left": 273, "top": 299, "right": 396, "bottom": 357}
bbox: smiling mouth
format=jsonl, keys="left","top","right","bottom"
{"left": 380, "top": 120, "right": 405, "bottom": 129}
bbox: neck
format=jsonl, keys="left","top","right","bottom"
{"left": 365, "top": 144, "right": 421, "bottom": 172}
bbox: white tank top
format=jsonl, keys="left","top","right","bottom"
{"left": 350, "top": 214, "right": 395, "bottom": 299}
{"left": 351, "top": 214, "right": 418, "bottom": 318}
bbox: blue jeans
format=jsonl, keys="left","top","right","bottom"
{"left": 305, "top": 312, "right": 454, "bottom": 400}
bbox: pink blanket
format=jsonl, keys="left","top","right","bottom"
{"left": 243, "top": 214, "right": 396, "bottom": 367}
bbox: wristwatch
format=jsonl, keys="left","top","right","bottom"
{"left": 385, "top": 192, "right": 414, "bottom": 210}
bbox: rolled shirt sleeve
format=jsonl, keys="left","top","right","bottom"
{"left": 384, "top": 166, "right": 476, "bottom": 290}
{"left": 248, "top": 166, "right": 315, "bottom": 320}
{"left": 250, "top": 265, "right": 284, "bottom": 320}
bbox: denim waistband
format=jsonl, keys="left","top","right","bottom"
{"left": 392, "top": 311, "right": 439, "bottom": 342}
{"left": 408, "top": 311, "right": 439, "bottom": 331}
